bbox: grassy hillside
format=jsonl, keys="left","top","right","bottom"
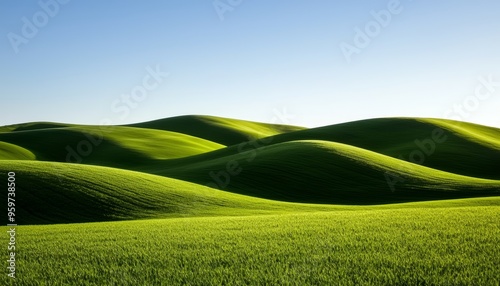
{"left": 0, "top": 141, "right": 35, "bottom": 160}
{"left": 1, "top": 116, "right": 499, "bottom": 205}
{"left": 0, "top": 160, "right": 344, "bottom": 225}
{"left": 5, "top": 204, "right": 499, "bottom": 285}
{"left": 148, "top": 140, "right": 500, "bottom": 204}
{"left": 2, "top": 118, "right": 498, "bottom": 181}
{"left": 129, "top": 115, "right": 305, "bottom": 145}
{"left": 0, "top": 122, "right": 72, "bottom": 133}
{"left": 3, "top": 156, "right": 498, "bottom": 225}
{"left": 425, "top": 118, "right": 500, "bottom": 149}
{"left": 0, "top": 115, "right": 303, "bottom": 163}
{"left": 0, "top": 126, "right": 223, "bottom": 164}
{"left": 244, "top": 118, "right": 500, "bottom": 180}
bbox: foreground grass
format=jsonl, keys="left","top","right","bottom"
{"left": 4, "top": 205, "right": 499, "bottom": 285}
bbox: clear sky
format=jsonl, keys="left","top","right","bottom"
{"left": 1, "top": 0, "right": 499, "bottom": 128}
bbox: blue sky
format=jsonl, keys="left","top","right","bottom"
{"left": 1, "top": 0, "right": 499, "bottom": 127}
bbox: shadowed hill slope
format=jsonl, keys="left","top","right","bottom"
{"left": 144, "top": 140, "right": 500, "bottom": 204}
{"left": 0, "top": 122, "right": 73, "bottom": 133}
{"left": 135, "top": 118, "right": 500, "bottom": 183}
{"left": 0, "top": 126, "right": 224, "bottom": 164}
{"left": 235, "top": 118, "right": 500, "bottom": 180}
{"left": 128, "top": 115, "right": 305, "bottom": 145}
{"left": 2, "top": 158, "right": 498, "bottom": 225}
{"left": 0, "top": 160, "right": 340, "bottom": 225}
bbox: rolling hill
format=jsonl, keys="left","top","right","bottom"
{"left": 0, "top": 115, "right": 303, "bottom": 164}
{"left": 0, "top": 115, "right": 499, "bottom": 224}
{"left": 4, "top": 117, "right": 500, "bottom": 181}
{"left": 0, "top": 160, "right": 340, "bottom": 224}
{"left": 0, "top": 125, "right": 224, "bottom": 165}
{"left": 233, "top": 117, "right": 500, "bottom": 180}
{"left": 1, "top": 158, "right": 498, "bottom": 225}
{"left": 128, "top": 114, "right": 306, "bottom": 145}
{"left": 0, "top": 141, "right": 35, "bottom": 160}
{"left": 147, "top": 140, "right": 500, "bottom": 204}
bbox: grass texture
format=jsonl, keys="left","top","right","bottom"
{"left": 2, "top": 203, "right": 499, "bottom": 285}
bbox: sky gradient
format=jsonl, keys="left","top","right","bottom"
{"left": 1, "top": 0, "right": 499, "bottom": 128}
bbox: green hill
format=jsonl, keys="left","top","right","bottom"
{"left": 245, "top": 118, "right": 500, "bottom": 180}
{"left": 2, "top": 158, "right": 498, "bottom": 225}
{"left": 0, "top": 126, "right": 223, "bottom": 165}
{"left": 0, "top": 122, "right": 72, "bottom": 133}
{"left": 129, "top": 115, "right": 305, "bottom": 145}
{"left": 0, "top": 115, "right": 303, "bottom": 164}
{"left": 4, "top": 117, "right": 498, "bottom": 182}
{"left": 149, "top": 140, "right": 500, "bottom": 204}
{"left": 0, "top": 141, "right": 35, "bottom": 160}
{"left": 1, "top": 116, "right": 499, "bottom": 208}
{"left": 0, "top": 160, "right": 341, "bottom": 225}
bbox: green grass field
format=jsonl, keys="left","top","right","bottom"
{"left": 1, "top": 115, "right": 499, "bottom": 285}
{"left": 2, "top": 203, "right": 499, "bottom": 285}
